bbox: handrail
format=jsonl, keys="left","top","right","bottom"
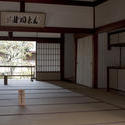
{"left": 0, "top": 66, "right": 36, "bottom": 79}
{"left": 0, "top": 66, "right": 35, "bottom": 67}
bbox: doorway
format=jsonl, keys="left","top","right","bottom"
{"left": 0, "top": 40, "right": 36, "bottom": 80}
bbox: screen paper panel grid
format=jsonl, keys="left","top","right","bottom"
{"left": 37, "top": 42, "right": 60, "bottom": 72}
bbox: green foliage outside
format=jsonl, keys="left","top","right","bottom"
{"left": 0, "top": 41, "right": 36, "bottom": 78}
{"left": 0, "top": 41, "right": 35, "bottom": 66}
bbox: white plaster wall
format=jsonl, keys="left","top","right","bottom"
{"left": 98, "top": 33, "right": 120, "bottom": 88}
{"left": 77, "top": 36, "right": 93, "bottom": 87}
{"left": 0, "top": 1, "right": 93, "bottom": 28}
{"left": 0, "top": 31, "right": 8, "bottom": 36}
{"left": 95, "top": 0, "right": 125, "bottom": 27}
{"left": 0, "top": 0, "right": 125, "bottom": 29}
{"left": 64, "top": 34, "right": 75, "bottom": 81}
{"left": 13, "top": 32, "right": 60, "bottom": 38}
{"left": 25, "top": 3, "right": 93, "bottom": 28}
{"left": 0, "top": 1, "right": 20, "bottom": 11}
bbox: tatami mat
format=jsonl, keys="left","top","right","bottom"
{"left": 0, "top": 96, "right": 99, "bottom": 106}
{"left": 0, "top": 80, "right": 124, "bottom": 125}
{"left": 0, "top": 110, "right": 125, "bottom": 125}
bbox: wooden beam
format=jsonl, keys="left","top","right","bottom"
{"left": 0, "top": 0, "right": 108, "bottom": 7}
{"left": 27, "top": 0, "right": 94, "bottom": 7}
{"left": 74, "top": 33, "right": 90, "bottom": 39}
{"left": 60, "top": 34, "right": 65, "bottom": 80}
{"left": 96, "top": 19, "right": 125, "bottom": 33}
{"left": 93, "top": 33, "right": 98, "bottom": 88}
{"left": 92, "top": 3, "right": 98, "bottom": 88}
{"left": 0, "top": 0, "right": 93, "bottom": 6}
{"left": 0, "top": 36, "right": 61, "bottom": 41}
{"left": 94, "top": 0, "right": 108, "bottom": 6}
{"left": 20, "top": 0, "right": 25, "bottom": 12}
{"left": 74, "top": 37, "right": 78, "bottom": 83}
{"left": 0, "top": 26, "right": 94, "bottom": 34}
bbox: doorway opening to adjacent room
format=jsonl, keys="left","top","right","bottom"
{"left": 0, "top": 40, "right": 36, "bottom": 80}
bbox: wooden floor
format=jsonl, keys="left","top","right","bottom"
{"left": 0, "top": 80, "right": 125, "bottom": 125}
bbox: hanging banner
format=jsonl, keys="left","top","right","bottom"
{"left": 0, "top": 12, "right": 46, "bottom": 28}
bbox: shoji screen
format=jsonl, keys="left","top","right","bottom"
{"left": 76, "top": 36, "right": 93, "bottom": 87}
{"left": 36, "top": 39, "right": 61, "bottom": 80}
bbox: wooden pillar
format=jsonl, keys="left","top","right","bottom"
{"left": 107, "top": 67, "right": 110, "bottom": 91}
{"left": 20, "top": 0, "right": 25, "bottom": 12}
{"left": 4, "top": 75, "right": 8, "bottom": 85}
{"left": 74, "top": 38, "right": 78, "bottom": 83}
{"left": 93, "top": 6, "right": 98, "bottom": 88}
{"left": 60, "top": 34, "right": 64, "bottom": 80}
{"left": 93, "top": 33, "right": 98, "bottom": 88}
{"left": 8, "top": 32, "right": 13, "bottom": 38}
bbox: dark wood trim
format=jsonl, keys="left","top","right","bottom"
{"left": 92, "top": 4, "right": 98, "bottom": 88}
{"left": 60, "top": 34, "right": 64, "bottom": 80}
{"left": 74, "top": 33, "right": 91, "bottom": 39}
{"left": 74, "top": 37, "right": 78, "bottom": 83}
{"left": 36, "top": 71, "right": 60, "bottom": 73}
{"left": 93, "top": 33, "right": 98, "bottom": 88}
{"left": 0, "top": 0, "right": 93, "bottom": 6}
{"left": 107, "top": 33, "right": 111, "bottom": 50}
{"left": 93, "top": 6, "right": 95, "bottom": 29}
{"left": 36, "top": 38, "right": 61, "bottom": 43}
{"left": 8, "top": 32, "right": 13, "bottom": 38}
{"left": 0, "top": 66, "right": 35, "bottom": 67}
{"left": 0, "top": 36, "right": 61, "bottom": 42}
{"left": 20, "top": 0, "right": 25, "bottom": 12}
{"left": 36, "top": 41, "right": 38, "bottom": 80}
{"left": 0, "top": 0, "right": 108, "bottom": 7}
{"left": 107, "top": 67, "right": 110, "bottom": 91}
{"left": 94, "top": 0, "right": 108, "bottom": 6}
{"left": 96, "top": 20, "right": 125, "bottom": 33}
{"left": 109, "top": 29, "right": 125, "bottom": 35}
{"left": 119, "top": 47, "right": 122, "bottom": 67}
{"left": 26, "top": 0, "right": 94, "bottom": 7}
{"left": 0, "top": 26, "right": 93, "bottom": 34}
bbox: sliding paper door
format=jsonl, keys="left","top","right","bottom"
{"left": 36, "top": 40, "right": 61, "bottom": 81}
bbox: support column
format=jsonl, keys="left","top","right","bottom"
{"left": 93, "top": 33, "right": 98, "bottom": 88}
{"left": 4, "top": 75, "right": 8, "bottom": 85}
{"left": 60, "top": 34, "right": 64, "bottom": 80}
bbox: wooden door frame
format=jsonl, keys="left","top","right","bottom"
{"left": 74, "top": 34, "right": 98, "bottom": 88}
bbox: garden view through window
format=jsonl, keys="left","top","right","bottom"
{"left": 0, "top": 41, "right": 36, "bottom": 79}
